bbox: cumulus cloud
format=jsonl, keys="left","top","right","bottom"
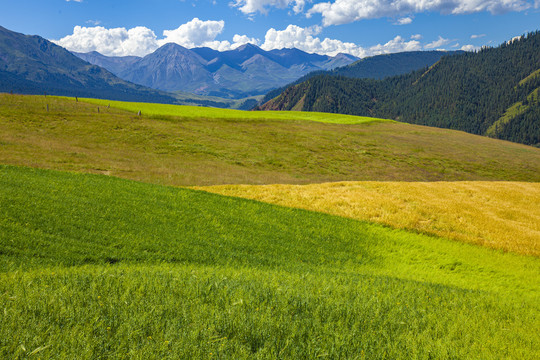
{"left": 54, "top": 18, "right": 259, "bottom": 56}
{"left": 307, "top": 0, "right": 534, "bottom": 26}
{"left": 424, "top": 36, "right": 452, "bottom": 49}
{"left": 55, "top": 20, "right": 456, "bottom": 59}
{"left": 160, "top": 18, "right": 225, "bottom": 48}
{"left": 232, "top": 0, "right": 307, "bottom": 15}
{"left": 260, "top": 24, "right": 422, "bottom": 57}
{"left": 394, "top": 16, "right": 412, "bottom": 25}
{"left": 461, "top": 44, "right": 478, "bottom": 51}
{"left": 54, "top": 26, "right": 160, "bottom": 57}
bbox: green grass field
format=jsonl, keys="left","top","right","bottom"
{"left": 1, "top": 166, "right": 539, "bottom": 359}
{"left": 1, "top": 94, "right": 540, "bottom": 359}
{"left": 65, "top": 97, "right": 385, "bottom": 124}
{"left": 2, "top": 94, "right": 540, "bottom": 186}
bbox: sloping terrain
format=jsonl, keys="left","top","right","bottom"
{"left": 197, "top": 181, "right": 540, "bottom": 256}
{"left": 261, "top": 32, "right": 540, "bottom": 146}
{"left": 2, "top": 95, "right": 540, "bottom": 187}
{"left": 260, "top": 50, "right": 457, "bottom": 104}
{"left": 0, "top": 26, "right": 177, "bottom": 104}
{"left": 1, "top": 165, "right": 538, "bottom": 358}
{"left": 1, "top": 94, "right": 539, "bottom": 359}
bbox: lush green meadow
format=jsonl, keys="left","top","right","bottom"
{"left": 2, "top": 94, "right": 540, "bottom": 186}
{"left": 1, "top": 94, "right": 540, "bottom": 358}
{"left": 1, "top": 166, "right": 539, "bottom": 359}
{"left": 64, "top": 97, "right": 385, "bottom": 124}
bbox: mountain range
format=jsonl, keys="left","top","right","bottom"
{"left": 0, "top": 26, "right": 176, "bottom": 104}
{"left": 0, "top": 24, "right": 455, "bottom": 108}
{"left": 74, "top": 43, "right": 358, "bottom": 99}
{"left": 260, "top": 32, "right": 540, "bottom": 146}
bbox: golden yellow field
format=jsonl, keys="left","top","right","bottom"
{"left": 195, "top": 181, "right": 540, "bottom": 257}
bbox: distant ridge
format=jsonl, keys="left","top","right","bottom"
{"left": 73, "top": 43, "right": 358, "bottom": 99}
{"left": 260, "top": 50, "right": 457, "bottom": 105}
{"left": 260, "top": 32, "right": 540, "bottom": 146}
{"left": 0, "top": 26, "right": 177, "bottom": 103}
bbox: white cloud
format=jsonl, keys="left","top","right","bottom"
{"left": 66, "top": 0, "right": 83, "bottom": 2}
{"left": 308, "top": 0, "right": 534, "bottom": 26}
{"left": 461, "top": 44, "right": 478, "bottom": 51}
{"left": 260, "top": 24, "right": 422, "bottom": 57}
{"left": 55, "top": 21, "right": 449, "bottom": 59}
{"left": 368, "top": 35, "right": 421, "bottom": 54}
{"left": 394, "top": 16, "right": 412, "bottom": 25}
{"left": 471, "top": 34, "right": 486, "bottom": 39}
{"left": 54, "top": 26, "right": 159, "bottom": 57}
{"left": 54, "top": 19, "right": 259, "bottom": 56}
{"left": 159, "top": 18, "right": 260, "bottom": 50}
{"left": 232, "top": 0, "right": 306, "bottom": 15}
{"left": 160, "top": 18, "right": 225, "bottom": 48}
{"left": 424, "top": 36, "right": 452, "bottom": 49}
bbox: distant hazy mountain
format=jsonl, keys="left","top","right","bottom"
{"left": 260, "top": 32, "right": 540, "bottom": 146}
{"left": 0, "top": 26, "right": 177, "bottom": 103}
{"left": 72, "top": 51, "right": 140, "bottom": 75}
{"left": 74, "top": 43, "right": 358, "bottom": 99}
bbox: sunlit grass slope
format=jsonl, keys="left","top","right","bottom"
{"left": 1, "top": 166, "right": 539, "bottom": 359}
{"left": 2, "top": 94, "right": 540, "bottom": 186}
{"left": 196, "top": 181, "right": 540, "bottom": 257}
{"left": 70, "top": 97, "right": 385, "bottom": 124}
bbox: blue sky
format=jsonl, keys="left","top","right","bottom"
{"left": 1, "top": 0, "right": 540, "bottom": 57}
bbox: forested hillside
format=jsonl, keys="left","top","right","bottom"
{"left": 260, "top": 32, "right": 540, "bottom": 146}
{"left": 260, "top": 50, "right": 454, "bottom": 105}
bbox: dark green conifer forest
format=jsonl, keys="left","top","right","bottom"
{"left": 261, "top": 32, "right": 540, "bottom": 146}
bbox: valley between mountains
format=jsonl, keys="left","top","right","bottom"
{"left": 0, "top": 24, "right": 539, "bottom": 359}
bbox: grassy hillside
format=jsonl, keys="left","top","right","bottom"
{"left": 1, "top": 94, "right": 540, "bottom": 187}
{"left": 196, "top": 181, "right": 540, "bottom": 256}
{"left": 73, "top": 97, "right": 382, "bottom": 124}
{"left": 1, "top": 165, "right": 539, "bottom": 359}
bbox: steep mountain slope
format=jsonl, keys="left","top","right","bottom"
{"left": 75, "top": 44, "right": 358, "bottom": 98}
{"left": 118, "top": 43, "right": 214, "bottom": 93}
{"left": 260, "top": 50, "right": 456, "bottom": 104}
{"left": 0, "top": 26, "right": 177, "bottom": 103}
{"left": 333, "top": 50, "right": 459, "bottom": 79}
{"left": 261, "top": 32, "right": 540, "bottom": 146}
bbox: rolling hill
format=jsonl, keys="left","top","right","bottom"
{"left": 1, "top": 94, "right": 539, "bottom": 358}
{"left": 2, "top": 95, "right": 540, "bottom": 186}
{"left": 260, "top": 32, "right": 540, "bottom": 146}
{"left": 1, "top": 165, "right": 538, "bottom": 358}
